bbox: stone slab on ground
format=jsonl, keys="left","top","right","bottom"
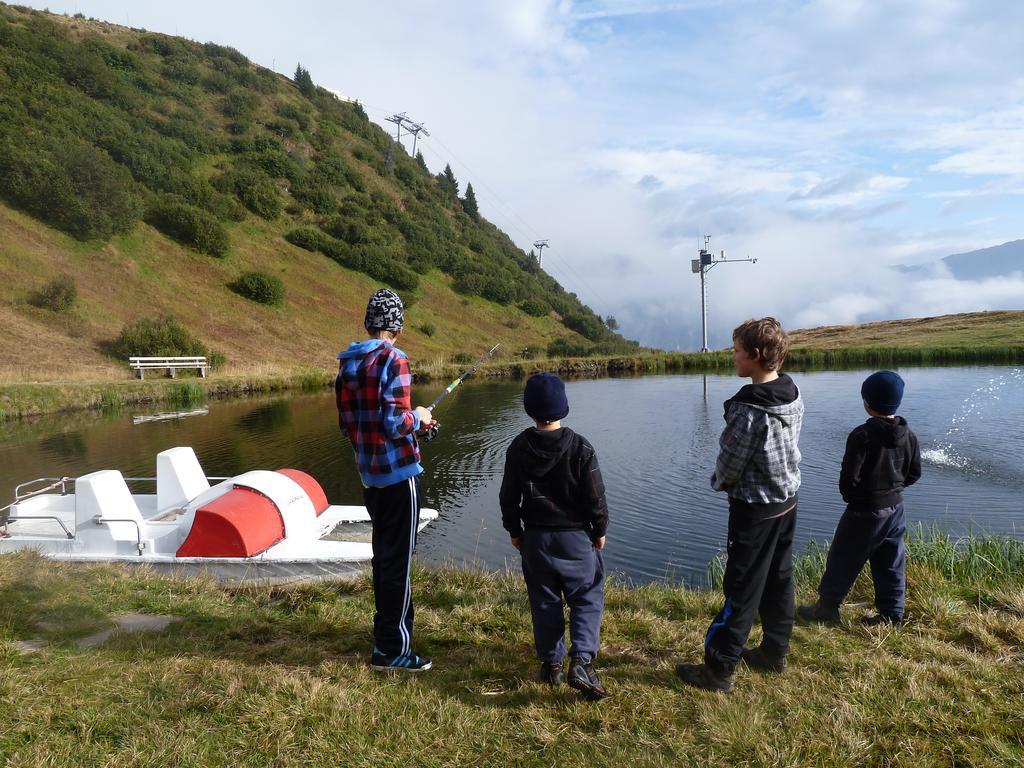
{"left": 77, "top": 613, "right": 180, "bottom": 649}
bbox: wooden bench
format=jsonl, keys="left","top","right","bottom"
{"left": 129, "top": 356, "right": 208, "bottom": 380}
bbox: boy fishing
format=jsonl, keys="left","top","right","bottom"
{"left": 799, "top": 370, "right": 921, "bottom": 626}
{"left": 676, "top": 317, "right": 803, "bottom": 692}
{"left": 336, "top": 288, "right": 436, "bottom": 672}
{"left": 499, "top": 373, "right": 610, "bottom": 700}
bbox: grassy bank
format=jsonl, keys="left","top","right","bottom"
{"left": 2, "top": 529, "right": 1023, "bottom": 767}
{"left": 4, "top": 337, "right": 1024, "bottom": 422}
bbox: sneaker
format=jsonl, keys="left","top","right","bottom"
{"left": 370, "top": 648, "right": 433, "bottom": 672}
{"left": 740, "top": 645, "right": 788, "bottom": 674}
{"left": 538, "top": 660, "right": 564, "bottom": 687}
{"left": 567, "top": 657, "right": 609, "bottom": 700}
{"left": 861, "top": 613, "right": 904, "bottom": 627}
{"left": 797, "top": 601, "right": 841, "bottom": 623}
{"left": 675, "top": 662, "right": 736, "bottom": 693}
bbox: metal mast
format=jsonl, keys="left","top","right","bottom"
{"left": 385, "top": 112, "right": 407, "bottom": 144}
{"left": 533, "top": 240, "right": 549, "bottom": 266}
{"left": 691, "top": 235, "right": 757, "bottom": 352}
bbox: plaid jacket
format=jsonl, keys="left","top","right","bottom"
{"left": 336, "top": 339, "right": 423, "bottom": 487}
{"left": 711, "top": 381, "right": 803, "bottom": 509}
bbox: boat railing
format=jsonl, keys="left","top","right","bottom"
{"left": 2, "top": 474, "right": 231, "bottom": 537}
{"left": 2, "top": 478, "right": 75, "bottom": 535}
{"left": 92, "top": 515, "right": 144, "bottom": 555}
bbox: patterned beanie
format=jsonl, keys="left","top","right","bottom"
{"left": 364, "top": 288, "right": 404, "bottom": 333}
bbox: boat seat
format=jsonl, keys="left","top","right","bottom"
{"left": 75, "top": 470, "right": 147, "bottom": 543}
{"left": 156, "top": 447, "right": 211, "bottom": 515}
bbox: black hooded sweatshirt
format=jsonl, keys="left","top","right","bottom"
{"left": 840, "top": 415, "right": 922, "bottom": 513}
{"left": 499, "top": 427, "right": 608, "bottom": 540}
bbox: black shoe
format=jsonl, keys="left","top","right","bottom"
{"left": 567, "top": 657, "right": 609, "bottom": 700}
{"left": 797, "top": 601, "right": 841, "bottom": 623}
{"left": 740, "top": 645, "right": 788, "bottom": 674}
{"left": 538, "top": 660, "right": 564, "bottom": 687}
{"left": 674, "top": 662, "right": 736, "bottom": 693}
{"left": 370, "top": 648, "right": 433, "bottom": 672}
{"left": 861, "top": 613, "right": 904, "bottom": 627}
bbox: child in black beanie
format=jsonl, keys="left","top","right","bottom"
{"left": 799, "top": 370, "right": 922, "bottom": 626}
{"left": 499, "top": 373, "right": 610, "bottom": 700}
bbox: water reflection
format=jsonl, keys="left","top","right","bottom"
{"left": 1, "top": 367, "right": 1022, "bottom": 584}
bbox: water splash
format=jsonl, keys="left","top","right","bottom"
{"left": 924, "top": 368, "right": 1024, "bottom": 472}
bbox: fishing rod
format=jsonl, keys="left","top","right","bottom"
{"left": 422, "top": 343, "right": 500, "bottom": 442}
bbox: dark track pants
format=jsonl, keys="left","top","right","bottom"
{"left": 818, "top": 502, "right": 906, "bottom": 619}
{"left": 364, "top": 475, "right": 421, "bottom": 657}
{"left": 521, "top": 529, "right": 605, "bottom": 664}
{"left": 704, "top": 505, "right": 796, "bottom": 674}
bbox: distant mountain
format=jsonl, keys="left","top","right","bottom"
{"left": 941, "top": 239, "right": 1024, "bottom": 280}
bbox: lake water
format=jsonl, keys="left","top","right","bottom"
{"left": 2, "top": 366, "right": 1022, "bottom": 584}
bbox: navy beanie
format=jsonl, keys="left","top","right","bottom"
{"left": 364, "top": 288, "right": 404, "bottom": 333}
{"left": 861, "top": 370, "right": 904, "bottom": 415}
{"left": 523, "top": 373, "right": 569, "bottom": 422}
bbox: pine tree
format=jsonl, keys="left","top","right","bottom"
{"left": 605, "top": 315, "right": 620, "bottom": 331}
{"left": 415, "top": 151, "right": 428, "bottom": 171}
{"left": 437, "top": 163, "right": 459, "bottom": 197}
{"left": 461, "top": 182, "right": 479, "bottom": 219}
{"left": 294, "top": 64, "right": 315, "bottom": 97}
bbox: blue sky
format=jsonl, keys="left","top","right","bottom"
{"left": 24, "top": 0, "right": 1024, "bottom": 348}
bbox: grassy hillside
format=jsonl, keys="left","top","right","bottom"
{"left": 0, "top": 4, "right": 630, "bottom": 384}
{"left": 2, "top": 529, "right": 1023, "bottom": 766}
{"left": 789, "top": 310, "right": 1024, "bottom": 350}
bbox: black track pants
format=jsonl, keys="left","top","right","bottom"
{"left": 363, "top": 475, "right": 421, "bottom": 657}
{"left": 704, "top": 504, "right": 796, "bottom": 674}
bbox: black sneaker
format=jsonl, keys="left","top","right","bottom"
{"left": 861, "top": 613, "right": 904, "bottom": 627}
{"left": 538, "top": 660, "right": 564, "bottom": 687}
{"left": 675, "top": 662, "right": 736, "bottom": 693}
{"left": 797, "top": 601, "right": 841, "bottom": 623}
{"left": 567, "top": 657, "right": 608, "bottom": 700}
{"left": 370, "top": 648, "right": 433, "bottom": 672}
{"left": 740, "top": 645, "right": 788, "bottom": 674}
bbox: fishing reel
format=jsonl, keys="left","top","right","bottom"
{"left": 423, "top": 421, "right": 441, "bottom": 443}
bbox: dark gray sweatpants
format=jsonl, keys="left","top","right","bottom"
{"left": 521, "top": 529, "right": 605, "bottom": 663}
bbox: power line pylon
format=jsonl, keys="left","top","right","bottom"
{"left": 406, "top": 121, "right": 430, "bottom": 156}
{"left": 533, "top": 240, "right": 549, "bottom": 266}
{"left": 691, "top": 235, "right": 757, "bottom": 352}
{"left": 385, "top": 112, "right": 408, "bottom": 144}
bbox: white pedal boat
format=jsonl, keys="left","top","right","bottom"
{"left": 0, "top": 447, "right": 438, "bottom": 567}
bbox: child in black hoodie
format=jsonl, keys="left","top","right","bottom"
{"left": 799, "top": 370, "right": 922, "bottom": 626}
{"left": 499, "top": 373, "right": 609, "bottom": 700}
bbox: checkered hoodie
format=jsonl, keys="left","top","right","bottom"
{"left": 711, "top": 374, "right": 803, "bottom": 512}
{"left": 336, "top": 339, "right": 423, "bottom": 487}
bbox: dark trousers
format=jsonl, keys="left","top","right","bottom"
{"left": 818, "top": 502, "right": 906, "bottom": 619}
{"left": 704, "top": 504, "right": 796, "bottom": 674}
{"left": 521, "top": 529, "right": 605, "bottom": 664}
{"left": 363, "top": 475, "right": 421, "bottom": 658}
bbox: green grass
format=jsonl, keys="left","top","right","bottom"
{"left": 2, "top": 530, "right": 1023, "bottom": 767}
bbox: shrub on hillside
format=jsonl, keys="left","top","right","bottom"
{"left": 230, "top": 271, "right": 284, "bottom": 306}
{"left": 112, "top": 316, "right": 208, "bottom": 359}
{"left": 561, "top": 311, "right": 608, "bottom": 342}
{"left": 520, "top": 298, "right": 550, "bottom": 317}
{"left": 418, "top": 322, "right": 436, "bottom": 337}
{"left": 0, "top": 140, "right": 142, "bottom": 241}
{"left": 548, "top": 338, "right": 593, "bottom": 358}
{"left": 291, "top": 177, "right": 338, "bottom": 214}
{"left": 215, "top": 166, "right": 281, "bottom": 219}
{"left": 29, "top": 274, "right": 77, "bottom": 313}
{"left": 144, "top": 196, "right": 229, "bottom": 256}
{"left": 284, "top": 227, "right": 327, "bottom": 252}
